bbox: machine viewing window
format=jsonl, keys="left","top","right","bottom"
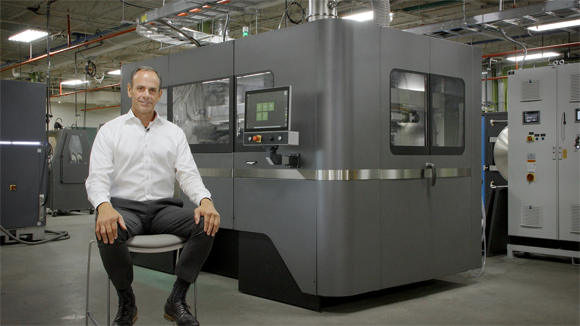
{"left": 172, "top": 78, "right": 230, "bottom": 146}
{"left": 390, "top": 70, "right": 428, "bottom": 154}
{"left": 244, "top": 86, "right": 291, "bottom": 132}
{"left": 235, "top": 72, "right": 274, "bottom": 149}
{"left": 390, "top": 69, "right": 465, "bottom": 155}
{"left": 430, "top": 74, "right": 465, "bottom": 155}
{"left": 576, "top": 109, "right": 580, "bottom": 123}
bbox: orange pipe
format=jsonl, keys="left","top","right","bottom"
{"left": 51, "top": 83, "right": 120, "bottom": 98}
{"left": 1, "top": 28, "right": 136, "bottom": 73}
{"left": 482, "top": 42, "right": 580, "bottom": 58}
{"left": 82, "top": 105, "right": 121, "bottom": 111}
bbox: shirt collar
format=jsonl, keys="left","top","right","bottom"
{"left": 125, "top": 109, "right": 160, "bottom": 127}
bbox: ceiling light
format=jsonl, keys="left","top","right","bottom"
{"left": 342, "top": 11, "right": 394, "bottom": 22}
{"left": 527, "top": 19, "right": 580, "bottom": 31}
{"left": 108, "top": 69, "right": 121, "bottom": 75}
{"left": 61, "top": 80, "right": 89, "bottom": 85}
{"left": 9, "top": 29, "right": 48, "bottom": 42}
{"left": 343, "top": 11, "right": 373, "bottom": 21}
{"left": 506, "top": 52, "right": 560, "bottom": 61}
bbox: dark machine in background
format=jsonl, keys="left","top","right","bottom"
{"left": 482, "top": 112, "right": 509, "bottom": 256}
{"left": 0, "top": 80, "right": 48, "bottom": 243}
{"left": 47, "top": 129, "right": 93, "bottom": 216}
{"left": 121, "top": 18, "right": 482, "bottom": 310}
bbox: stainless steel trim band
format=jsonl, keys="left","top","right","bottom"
{"left": 199, "top": 168, "right": 471, "bottom": 180}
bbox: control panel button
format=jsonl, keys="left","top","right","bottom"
{"left": 252, "top": 135, "right": 262, "bottom": 142}
{"left": 278, "top": 135, "right": 283, "bottom": 141}
{"left": 526, "top": 173, "right": 535, "bottom": 182}
{"left": 527, "top": 135, "right": 534, "bottom": 142}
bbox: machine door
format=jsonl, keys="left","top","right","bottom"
{"left": 382, "top": 69, "right": 473, "bottom": 287}
{"left": 557, "top": 65, "right": 580, "bottom": 242}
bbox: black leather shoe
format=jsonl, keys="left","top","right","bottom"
{"left": 164, "top": 300, "right": 199, "bottom": 326}
{"left": 112, "top": 304, "right": 137, "bottom": 326}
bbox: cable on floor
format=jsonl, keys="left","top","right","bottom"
{"left": 470, "top": 197, "right": 487, "bottom": 277}
{"left": 0, "top": 225, "right": 70, "bottom": 245}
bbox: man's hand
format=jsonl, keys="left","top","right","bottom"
{"left": 195, "top": 198, "right": 220, "bottom": 237}
{"left": 95, "top": 202, "right": 126, "bottom": 244}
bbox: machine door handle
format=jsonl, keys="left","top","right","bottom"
{"left": 425, "top": 163, "right": 436, "bottom": 186}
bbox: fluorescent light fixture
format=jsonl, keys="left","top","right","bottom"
{"left": 527, "top": 19, "right": 580, "bottom": 31}
{"left": 9, "top": 29, "right": 48, "bottom": 42}
{"left": 0, "top": 141, "right": 11, "bottom": 145}
{"left": 506, "top": 52, "right": 560, "bottom": 61}
{"left": 343, "top": 11, "right": 373, "bottom": 21}
{"left": 11, "top": 141, "right": 42, "bottom": 146}
{"left": 108, "top": 69, "right": 121, "bottom": 75}
{"left": 61, "top": 80, "right": 89, "bottom": 85}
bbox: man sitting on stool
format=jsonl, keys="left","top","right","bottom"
{"left": 86, "top": 66, "right": 220, "bottom": 326}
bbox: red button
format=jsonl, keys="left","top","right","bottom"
{"left": 252, "top": 135, "right": 262, "bottom": 142}
{"left": 527, "top": 173, "right": 535, "bottom": 182}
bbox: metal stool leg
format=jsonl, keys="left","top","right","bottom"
{"left": 86, "top": 240, "right": 101, "bottom": 326}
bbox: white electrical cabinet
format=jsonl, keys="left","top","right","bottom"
{"left": 507, "top": 63, "right": 580, "bottom": 258}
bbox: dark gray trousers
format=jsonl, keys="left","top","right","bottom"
{"left": 97, "top": 197, "right": 214, "bottom": 291}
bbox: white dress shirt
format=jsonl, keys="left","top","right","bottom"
{"left": 86, "top": 109, "right": 211, "bottom": 209}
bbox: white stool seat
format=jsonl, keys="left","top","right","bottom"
{"left": 127, "top": 235, "right": 186, "bottom": 253}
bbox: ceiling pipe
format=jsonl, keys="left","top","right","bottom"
{"left": 81, "top": 105, "right": 121, "bottom": 112}
{"left": 482, "top": 41, "right": 580, "bottom": 58}
{"left": 372, "top": 0, "right": 391, "bottom": 27}
{"left": 52, "top": 83, "right": 120, "bottom": 98}
{"left": 0, "top": 27, "right": 137, "bottom": 73}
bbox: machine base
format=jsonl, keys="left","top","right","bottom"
{"left": 507, "top": 244, "right": 580, "bottom": 259}
{"left": 239, "top": 231, "right": 321, "bottom": 311}
{"left": 1, "top": 226, "right": 45, "bottom": 244}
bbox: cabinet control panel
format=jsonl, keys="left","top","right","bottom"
{"left": 244, "top": 131, "right": 299, "bottom": 146}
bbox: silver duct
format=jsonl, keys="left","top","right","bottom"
{"left": 371, "top": 0, "right": 391, "bottom": 27}
{"left": 308, "top": 0, "right": 340, "bottom": 21}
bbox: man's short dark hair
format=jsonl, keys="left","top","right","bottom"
{"left": 129, "top": 66, "right": 162, "bottom": 89}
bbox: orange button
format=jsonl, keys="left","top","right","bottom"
{"left": 527, "top": 173, "right": 535, "bottom": 182}
{"left": 527, "top": 136, "right": 533, "bottom": 142}
{"left": 252, "top": 135, "right": 262, "bottom": 142}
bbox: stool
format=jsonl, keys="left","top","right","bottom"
{"left": 86, "top": 234, "right": 195, "bottom": 326}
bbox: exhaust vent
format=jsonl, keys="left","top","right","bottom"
{"left": 571, "top": 74, "right": 579, "bottom": 102}
{"left": 521, "top": 79, "right": 541, "bottom": 102}
{"left": 521, "top": 205, "right": 542, "bottom": 228}
{"left": 571, "top": 204, "right": 580, "bottom": 234}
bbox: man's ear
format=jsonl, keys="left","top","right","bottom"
{"left": 127, "top": 82, "right": 132, "bottom": 98}
{"left": 158, "top": 89, "right": 163, "bottom": 98}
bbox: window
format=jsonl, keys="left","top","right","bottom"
{"left": 390, "top": 69, "right": 465, "bottom": 155}
{"left": 172, "top": 78, "right": 231, "bottom": 147}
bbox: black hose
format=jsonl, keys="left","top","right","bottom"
{"left": 85, "top": 59, "right": 97, "bottom": 77}
{"left": 1, "top": 225, "right": 70, "bottom": 245}
{"left": 286, "top": 2, "right": 305, "bottom": 25}
{"left": 223, "top": 14, "right": 230, "bottom": 43}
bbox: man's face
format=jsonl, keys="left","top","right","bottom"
{"left": 127, "top": 70, "right": 162, "bottom": 116}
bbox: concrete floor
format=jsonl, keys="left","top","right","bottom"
{"left": 1, "top": 213, "right": 578, "bottom": 326}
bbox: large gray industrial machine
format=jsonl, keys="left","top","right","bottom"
{"left": 47, "top": 129, "right": 93, "bottom": 216}
{"left": 121, "top": 18, "right": 482, "bottom": 309}
{"left": 506, "top": 63, "right": 580, "bottom": 259}
{"left": 0, "top": 80, "right": 47, "bottom": 243}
